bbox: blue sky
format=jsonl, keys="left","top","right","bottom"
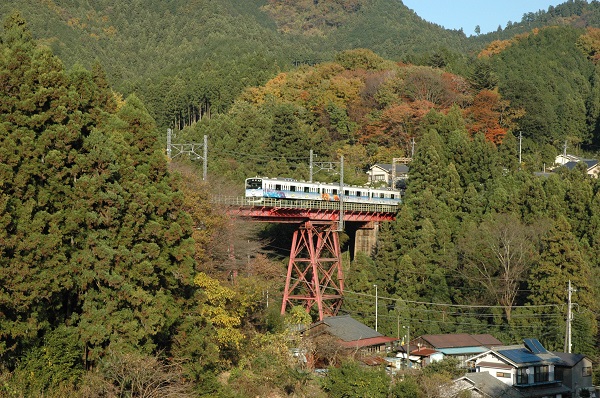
{"left": 401, "top": 0, "right": 566, "bottom": 35}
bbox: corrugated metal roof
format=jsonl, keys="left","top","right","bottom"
{"left": 438, "top": 347, "right": 489, "bottom": 355}
{"left": 411, "top": 348, "right": 439, "bottom": 357}
{"left": 421, "top": 333, "right": 502, "bottom": 349}
{"left": 477, "top": 361, "right": 513, "bottom": 370}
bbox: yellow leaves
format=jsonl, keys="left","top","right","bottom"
{"left": 194, "top": 272, "right": 235, "bottom": 305}
{"left": 194, "top": 272, "right": 244, "bottom": 349}
{"left": 103, "top": 26, "right": 117, "bottom": 37}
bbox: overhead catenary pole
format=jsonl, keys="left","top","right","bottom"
{"left": 309, "top": 149, "right": 314, "bottom": 182}
{"left": 167, "top": 128, "right": 172, "bottom": 159}
{"left": 339, "top": 155, "right": 344, "bottom": 231}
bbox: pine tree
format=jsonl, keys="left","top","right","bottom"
{"left": 528, "top": 216, "right": 596, "bottom": 351}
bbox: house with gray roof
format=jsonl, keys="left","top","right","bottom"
{"left": 367, "top": 163, "right": 409, "bottom": 188}
{"left": 303, "top": 315, "right": 397, "bottom": 352}
{"left": 459, "top": 339, "right": 594, "bottom": 398}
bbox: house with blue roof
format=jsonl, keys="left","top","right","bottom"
{"left": 460, "top": 339, "right": 595, "bottom": 398}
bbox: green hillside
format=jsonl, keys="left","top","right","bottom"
{"left": 4, "top": 1, "right": 600, "bottom": 396}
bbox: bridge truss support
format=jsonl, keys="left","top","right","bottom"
{"left": 281, "top": 221, "right": 343, "bottom": 320}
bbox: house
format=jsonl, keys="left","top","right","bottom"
{"left": 367, "top": 163, "right": 409, "bottom": 187}
{"left": 301, "top": 315, "right": 397, "bottom": 365}
{"left": 563, "top": 159, "right": 600, "bottom": 178}
{"left": 553, "top": 352, "right": 595, "bottom": 397}
{"left": 555, "top": 154, "right": 581, "bottom": 166}
{"left": 460, "top": 338, "right": 594, "bottom": 398}
{"left": 448, "top": 372, "right": 525, "bottom": 398}
{"left": 554, "top": 154, "right": 600, "bottom": 178}
{"left": 412, "top": 333, "right": 503, "bottom": 368}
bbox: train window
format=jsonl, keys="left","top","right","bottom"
{"left": 344, "top": 190, "right": 349, "bottom": 196}
{"left": 290, "top": 186, "right": 296, "bottom": 192}
{"left": 275, "top": 184, "right": 281, "bottom": 190}
{"left": 380, "top": 193, "right": 384, "bottom": 198}
{"left": 304, "top": 187, "right": 310, "bottom": 193}
{"left": 246, "top": 179, "right": 262, "bottom": 189}
{"left": 391, "top": 194, "right": 395, "bottom": 199}
{"left": 333, "top": 189, "right": 338, "bottom": 195}
{"left": 356, "top": 191, "right": 361, "bottom": 197}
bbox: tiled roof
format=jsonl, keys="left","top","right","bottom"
{"left": 456, "top": 372, "right": 524, "bottom": 398}
{"left": 341, "top": 336, "right": 397, "bottom": 348}
{"left": 318, "top": 315, "right": 382, "bottom": 342}
{"left": 370, "top": 163, "right": 409, "bottom": 173}
{"left": 552, "top": 351, "right": 586, "bottom": 367}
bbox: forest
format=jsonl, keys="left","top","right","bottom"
{"left": 3, "top": 0, "right": 600, "bottom": 396}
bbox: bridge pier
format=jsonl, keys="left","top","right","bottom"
{"left": 281, "top": 221, "right": 343, "bottom": 321}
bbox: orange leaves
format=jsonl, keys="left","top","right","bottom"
{"left": 479, "top": 40, "right": 514, "bottom": 58}
{"left": 464, "top": 90, "right": 507, "bottom": 144}
{"left": 363, "top": 100, "right": 433, "bottom": 147}
{"left": 577, "top": 27, "right": 600, "bottom": 63}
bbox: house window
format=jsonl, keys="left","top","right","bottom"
{"left": 534, "top": 365, "right": 549, "bottom": 383}
{"left": 496, "top": 372, "right": 511, "bottom": 378}
{"left": 583, "top": 366, "right": 592, "bottom": 377}
{"left": 516, "top": 368, "right": 528, "bottom": 385}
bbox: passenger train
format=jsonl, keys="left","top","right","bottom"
{"left": 245, "top": 177, "right": 402, "bottom": 206}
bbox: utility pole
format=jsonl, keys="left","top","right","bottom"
{"left": 203, "top": 134, "right": 207, "bottom": 181}
{"left": 564, "top": 140, "right": 568, "bottom": 157}
{"left": 373, "top": 284, "right": 378, "bottom": 331}
{"left": 519, "top": 131, "right": 522, "bottom": 164}
{"left": 411, "top": 137, "right": 415, "bottom": 158}
{"left": 403, "top": 324, "right": 411, "bottom": 368}
{"left": 565, "top": 280, "right": 575, "bottom": 353}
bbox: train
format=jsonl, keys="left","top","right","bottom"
{"left": 245, "top": 177, "right": 402, "bottom": 206}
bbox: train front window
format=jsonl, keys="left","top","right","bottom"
{"left": 246, "top": 179, "right": 262, "bottom": 189}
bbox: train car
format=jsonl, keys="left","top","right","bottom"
{"left": 245, "top": 177, "right": 401, "bottom": 205}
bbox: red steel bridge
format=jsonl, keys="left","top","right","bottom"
{"left": 214, "top": 197, "right": 397, "bottom": 320}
